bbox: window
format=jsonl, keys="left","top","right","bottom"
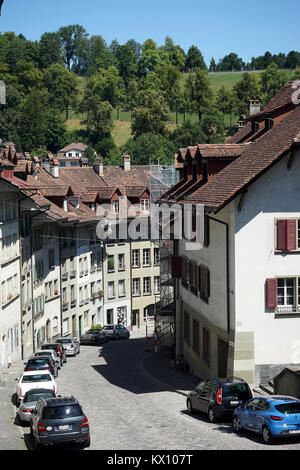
{"left": 132, "top": 249, "right": 140, "bottom": 267}
{"left": 154, "top": 276, "right": 160, "bottom": 294}
{"left": 276, "top": 219, "right": 296, "bottom": 251}
{"left": 107, "top": 255, "right": 115, "bottom": 272}
{"left": 184, "top": 312, "right": 190, "bottom": 343}
{"left": 203, "top": 327, "right": 210, "bottom": 363}
{"left": 118, "top": 253, "right": 125, "bottom": 270}
{"left": 108, "top": 281, "right": 115, "bottom": 299}
{"left": 267, "top": 276, "right": 300, "bottom": 313}
{"left": 132, "top": 278, "right": 140, "bottom": 296}
{"left": 154, "top": 248, "right": 160, "bottom": 264}
{"left": 199, "top": 265, "right": 210, "bottom": 302}
{"left": 143, "top": 277, "right": 151, "bottom": 295}
{"left": 63, "top": 318, "right": 69, "bottom": 335}
{"left": 112, "top": 199, "right": 119, "bottom": 214}
{"left": 143, "top": 249, "right": 150, "bottom": 266}
{"left": 48, "top": 249, "right": 55, "bottom": 269}
{"left": 192, "top": 319, "right": 199, "bottom": 353}
{"left": 140, "top": 198, "right": 149, "bottom": 212}
{"left": 118, "top": 280, "right": 125, "bottom": 297}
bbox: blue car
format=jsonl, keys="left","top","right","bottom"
{"left": 232, "top": 395, "right": 300, "bottom": 444}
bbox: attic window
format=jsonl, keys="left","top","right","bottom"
{"left": 265, "top": 118, "right": 274, "bottom": 131}
{"left": 251, "top": 121, "right": 259, "bottom": 133}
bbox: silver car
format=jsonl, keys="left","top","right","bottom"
{"left": 56, "top": 337, "right": 80, "bottom": 356}
{"left": 102, "top": 324, "right": 130, "bottom": 340}
{"left": 18, "top": 388, "right": 56, "bottom": 424}
{"left": 34, "top": 349, "right": 61, "bottom": 370}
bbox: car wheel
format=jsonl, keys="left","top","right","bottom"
{"left": 232, "top": 415, "right": 242, "bottom": 433}
{"left": 187, "top": 399, "right": 194, "bottom": 414}
{"left": 208, "top": 407, "right": 217, "bottom": 423}
{"left": 80, "top": 437, "right": 91, "bottom": 449}
{"left": 262, "top": 425, "right": 274, "bottom": 445}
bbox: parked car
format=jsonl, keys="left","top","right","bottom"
{"left": 15, "top": 371, "right": 57, "bottom": 405}
{"left": 56, "top": 337, "right": 80, "bottom": 356}
{"left": 102, "top": 324, "right": 130, "bottom": 340}
{"left": 186, "top": 377, "right": 252, "bottom": 423}
{"left": 40, "top": 343, "right": 67, "bottom": 367}
{"left": 80, "top": 328, "right": 109, "bottom": 345}
{"left": 18, "top": 388, "right": 56, "bottom": 424}
{"left": 24, "top": 356, "right": 58, "bottom": 378}
{"left": 34, "top": 349, "right": 61, "bottom": 371}
{"left": 30, "top": 396, "right": 90, "bottom": 449}
{"left": 232, "top": 395, "right": 300, "bottom": 444}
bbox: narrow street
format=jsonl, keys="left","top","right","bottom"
{"left": 5, "top": 328, "right": 300, "bottom": 451}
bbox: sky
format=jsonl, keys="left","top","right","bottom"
{"left": 0, "top": 0, "right": 299, "bottom": 64}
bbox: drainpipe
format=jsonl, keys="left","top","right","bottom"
{"left": 207, "top": 215, "right": 230, "bottom": 335}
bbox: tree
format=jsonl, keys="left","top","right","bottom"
{"left": 186, "top": 45, "right": 207, "bottom": 72}
{"left": 15, "top": 60, "right": 42, "bottom": 95}
{"left": 232, "top": 72, "right": 261, "bottom": 116}
{"left": 123, "top": 132, "right": 175, "bottom": 165}
{"left": 184, "top": 68, "right": 213, "bottom": 120}
{"left": 216, "top": 86, "right": 235, "bottom": 125}
{"left": 80, "top": 94, "right": 114, "bottom": 152}
{"left": 59, "top": 24, "right": 88, "bottom": 71}
{"left": 170, "top": 121, "right": 207, "bottom": 149}
{"left": 0, "top": 84, "right": 22, "bottom": 148}
{"left": 131, "top": 90, "right": 172, "bottom": 138}
{"left": 138, "top": 47, "right": 171, "bottom": 75}
{"left": 43, "top": 63, "right": 78, "bottom": 119}
{"left": 260, "top": 63, "right": 290, "bottom": 104}
{"left": 209, "top": 57, "right": 216, "bottom": 72}
{"left": 87, "top": 35, "right": 111, "bottom": 75}
{"left": 115, "top": 44, "right": 138, "bottom": 85}
{"left": 201, "top": 104, "right": 225, "bottom": 143}
{"left": 216, "top": 52, "right": 245, "bottom": 71}
{"left": 38, "top": 32, "right": 62, "bottom": 69}
{"left": 85, "top": 66, "right": 126, "bottom": 116}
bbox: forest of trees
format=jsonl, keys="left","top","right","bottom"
{"left": 0, "top": 26, "right": 300, "bottom": 165}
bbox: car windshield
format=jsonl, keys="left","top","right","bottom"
{"left": 222, "top": 383, "right": 250, "bottom": 399}
{"left": 275, "top": 403, "right": 300, "bottom": 414}
{"left": 57, "top": 339, "right": 72, "bottom": 344}
{"left": 22, "top": 374, "right": 52, "bottom": 382}
{"left": 42, "top": 404, "right": 82, "bottom": 420}
{"left": 36, "top": 352, "right": 52, "bottom": 356}
{"left": 103, "top": 326, "right": 113, "bottom": 330}
{"left": 28, "top": 359, "right": 49, "bottom": 365}
{"left": 85, "top": 330, "right": 95, "bottom": 334}
{"left": 24, "top": 391, "right": 54, "bottom": 403}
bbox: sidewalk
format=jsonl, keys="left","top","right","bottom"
{"left": 0, "top": 359, "right": 27, "bottom": 450}
{"left": 142, "top": 347, "right": 200, "bottom": 396}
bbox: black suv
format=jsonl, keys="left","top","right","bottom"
{"left": 186, "top": 377, "right": 252, "bottom": 422}
{"left": 30, "top": 396, "right": 90, "bottom": 449}
{"left": 40, "top": 343, "right": 67, "bottom": 367}
{"left": 24, "top": 356, "right": 58, "bottom": 378}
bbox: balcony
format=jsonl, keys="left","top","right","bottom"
{"left": 62, "top": 272, "right": 68, "bottom": 282}
{"left": 62, "top": 301, "right": 69, "bottom": 310}
{"left": 70, "top": 298, "right": 77, "bottom": 308}
{"left": 79, "top": 299, "right": 84, "bottom": 307}
{"left": 70, "top": 270, "right": 76, "bottom": 278}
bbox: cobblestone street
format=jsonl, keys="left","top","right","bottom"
{"left": 1, "top": 328, "right": 300, "bottom": 451}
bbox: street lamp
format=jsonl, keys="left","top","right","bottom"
{"left": 0, "top": 1, "right": 4, "bottom": 15}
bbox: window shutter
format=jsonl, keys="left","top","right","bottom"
{"left": 287, "top": 220, "right": 296, "bottom": 251}
{"left": 266, "top": 278, "right": 277, "bottom": 308}
{"left": 204, "top": 216, "right": 210, "bottom": 247}
{"left": 276, "top": 220, "right": 287, "bottom": 251}
{"left": 171, "top": 256, "right": 182, "bottom": 279}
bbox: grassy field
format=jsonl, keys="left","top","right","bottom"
{"left": 67, "top": 71, "right": 248, "bottom": 147}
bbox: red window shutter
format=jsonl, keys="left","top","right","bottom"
{"left": 276, "top": 220, "right": 287, "bottom": 251}
{"left": 266, "top": 278, "right": 277, "bottom": 308}
{"left": 287, "top": 220, "right": 296, "bottom": 251}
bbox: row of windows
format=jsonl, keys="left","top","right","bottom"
{"left": 1, "top": 274, "right": 19, "bottom": 305}
{"left": 132, "top": 277, "right": 160, "bottom": 296}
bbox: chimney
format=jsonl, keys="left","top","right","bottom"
{"left": 93, "top": 156, "right": 104, "bottom": 176}
{"left": 50, "top": 161, "right": 59, "bottom": 178}
{"left": 249, "top": 96, "right": 261, "bottom": 116}
{"left": 238, "top": 115, "right": 246, "bottom": 128}
{"left": 123, "top": 152, "right": 131, "bottom": 172}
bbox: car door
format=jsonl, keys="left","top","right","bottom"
{"left": 251, "top": 399, "right": 270, "bottom": 432}
{"left": 240, "top": 398, "right": 260, "bottom": 429}
{"left": 191, "top": 381, "right": 206, "bottom": 412}
{"left": 200, "top": 381, "right": 216, "bottom": 414}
